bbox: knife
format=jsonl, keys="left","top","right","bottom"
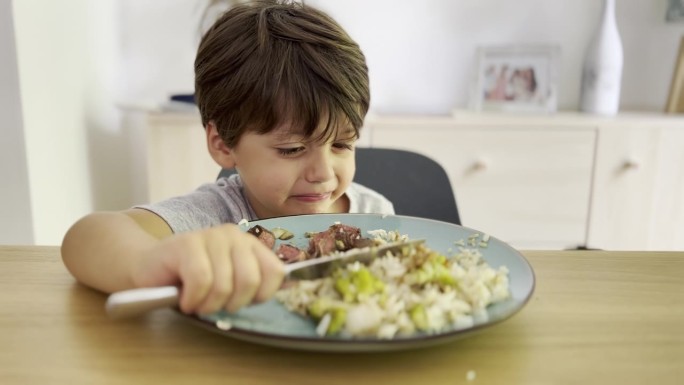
{"left": 105, "top": 239, "right": 424, "bottom": 319}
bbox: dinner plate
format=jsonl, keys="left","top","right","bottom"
{"left": 181, "top": 213, "right": 535, "bottom": 352}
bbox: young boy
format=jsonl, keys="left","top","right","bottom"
{"left": 61, "top": 0, "right": 393, "bottom": 317}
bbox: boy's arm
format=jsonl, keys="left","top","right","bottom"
{"left": 61, "top": 208, "right": 285, "bottom": 314}
{"left": 61, "top": 209, "right": 173, "bottom": 293}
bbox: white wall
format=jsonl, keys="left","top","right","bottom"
{"left": 119, "top": 0, "right": 684, "bottom": 113}
{"left": 3, "top": 0, "right": 684, "bottom": 245}
{"left": 10, "top": 0, "right": 121, "bottom": 245}
{"left": 0, "top": 0, "right": 33, "bottom": 244}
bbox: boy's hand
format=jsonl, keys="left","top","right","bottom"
{"left": 131, "top": 224, "right": 285, "bottom": 315}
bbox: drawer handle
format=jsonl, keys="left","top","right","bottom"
{"left": 620, "top": 159, "right": 640, "bottom": 171}
{"left": 467, "top": 159, "right": 489, "bottom": 174}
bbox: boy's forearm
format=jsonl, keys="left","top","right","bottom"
{"left": 61, "top": 212, "right": 163, "bottom": 293}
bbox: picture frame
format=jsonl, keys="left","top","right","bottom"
{"left": 666, "top": 36, "right": 684, "bottom": 113}
{"left": 471, "top": 45, "right": 560, "bottom": 113}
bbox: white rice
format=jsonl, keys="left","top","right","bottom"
{"left": 275, "top": 230, "right": 510, "bottom": 339}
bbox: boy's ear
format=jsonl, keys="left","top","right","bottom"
{"left": 206, "top": 121, "right": 237, "bottom": 169}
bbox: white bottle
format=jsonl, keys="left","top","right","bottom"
{"left": 580, "top": 0, "right": 623, "bottom": 115}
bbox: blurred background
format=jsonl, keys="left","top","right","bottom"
{"left": 2, "top": 0, "right": 684, "bottom": 245}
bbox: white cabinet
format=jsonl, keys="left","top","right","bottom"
{"left": 124, "top": 109, "right": 220, "bottom": 204}
{"left": 364, "top": 116, "right": 596, "bottom": 250}
{"left": 588, "top": 119, "right": 684, "bottom": 251}
{"left": 125, "top": 108, "right": 684, "bottom": 250}
{"left": 364, "top": 112, "right": 684, "bottom": 251}
{"left": 652, "top": 126, "right": 684, "bottom": 250}
{"left": 587, "top": 123, "right": 661, "bottom": 250}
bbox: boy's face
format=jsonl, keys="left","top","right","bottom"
{"left": 228, "top": 122, "right": 356, "bottom": 219}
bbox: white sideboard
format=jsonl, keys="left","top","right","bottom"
{"left": 123, "top": 108, "right": 684, "bottom": 251}
{"left": 365, "top": 117, "right": 596, "bottom": 250}
{"left": 124, "top": 109, "right": 221, "bottom": 206}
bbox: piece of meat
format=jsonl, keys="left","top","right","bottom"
{"left": 307, "top": 224, "right": 369, "bottom": 258}
{"left": 307, "top": 231, "right": 337, "bottom": 258}
{"left": 247, "top": 225, "right": 276, "bottom": 250}
{"left": 275, "top": 244, "right": 308, "bottom": 263}
{"left": 331, "top": 224, "right": 363, "bottom": 249}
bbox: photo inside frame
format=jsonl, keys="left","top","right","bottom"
{"left": 473, "top": 46, "right": 559, "bottom": 113}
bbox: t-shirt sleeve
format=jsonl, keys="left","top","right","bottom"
{"left": 134, "top": 177, "right": 255, "bottom": 234}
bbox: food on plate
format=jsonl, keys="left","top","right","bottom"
{"left": 246, "top": 223, "right": 376, "bottom": 263}
{"left": 247, "top": 225, "right": 276, "bottom": 250}
{"left": 248, "top": 222, "right": 511, "bottom": 339}
{"left": 274, "top": 243, "right": 308, "bottom": 263}
{"left": 271, "top": 227, "right": 294, "bottom": 240}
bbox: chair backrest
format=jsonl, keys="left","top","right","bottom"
{"left": 217, "top": 147, "right": 461, "bottom": 224}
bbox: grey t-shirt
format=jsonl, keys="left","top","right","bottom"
{"left": 136, "top": 174, "right": 395, "bottom": 233}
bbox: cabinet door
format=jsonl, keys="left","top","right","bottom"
{"left": 652, "top": 127, "right": 684, "bottom": 250}
{"left": 371, "top": 123, "right": 597, "bottom": 250}
{"left": 588, "top": 124, "right": 658, "bottom": 250}
{"left": 589, "top": 123, "right": 683, "bottom": 250}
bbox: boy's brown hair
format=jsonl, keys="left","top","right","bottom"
{"left": 195, "top": 0, "right": 370, "bottom": 147}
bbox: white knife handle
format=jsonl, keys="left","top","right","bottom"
{"left": 105, "top": 286, "right": 179, "bottom": 319}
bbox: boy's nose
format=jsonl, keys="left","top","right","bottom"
{"left": 304, "top": 151, "right": 334, "bottom": 183}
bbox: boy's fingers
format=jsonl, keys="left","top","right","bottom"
{"left": 172, "top": 234, "right": 215, "bottom": 314}
{"left": 196, "top": 233, "right": 233, "bottom": 314}
{"left": 224, "top": 239, "right": 261, "bottom": 313}
{"left": 252, "top": 244, "right": 286, "bottom": 303}
{"left": 174, "top": 226, "right": 284, "bottom": 315}
{"left": 177, "top": 250, "right": 213, "bottom": 314}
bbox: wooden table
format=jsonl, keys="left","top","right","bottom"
{"left": 1, "top": 246, "right": 682, "bottom": 385}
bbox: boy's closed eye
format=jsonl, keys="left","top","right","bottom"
{"left": 277, "top": 146, "right": 305, "bottom": 156}
{"left": 275, "top": 141, "right": 354, "bottom": 157}
{"left": 332, "top": 142, "right": 354, "bottom": 151}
